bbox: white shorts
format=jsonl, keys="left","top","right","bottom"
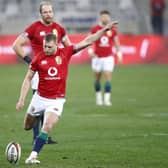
{"left": 26, "top": 92, "right": 66, "bottom": 118}
{"left": 31, "top": 72, "right": 39, "bottom": 90}
{"left": 91, "top": 56, "right": 115, "bottom": 72}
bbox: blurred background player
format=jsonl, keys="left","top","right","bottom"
{"left": 12, "top": 1, "right": 71, "bottom": 144}
{"left": 88, "top": 10, "right": 122, "bottom": 106}
{"left": 150, "top": 0, "right": 166, "bottom": 35}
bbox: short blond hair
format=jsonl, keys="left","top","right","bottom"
{"left": 39, "top": 1, "right": 54, "bottom": 14}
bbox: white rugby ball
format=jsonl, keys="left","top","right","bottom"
{"left": 5, "top": 142, "right": 21, "bottom": 164}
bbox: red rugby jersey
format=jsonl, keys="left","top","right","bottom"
{"left": 151, "top": 0, "right": 165, "bottom": 16}
{"left": 90, "top": 25, "right": 118, "bottom": 57}
{"left": 30, "top": 46, "right": 74, "bottom": 98}
{"left": 24, "top": 21, "right": 66, "bottom": 55}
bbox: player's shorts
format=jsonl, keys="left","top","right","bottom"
{"left": 31, "top": 72, "right": 39, "bottom": 90}
{"left": 91, "top": 56, "right": 115, "bottom": 72}
{"left": 26, "top": 92, "right": 66, "bottom": 118}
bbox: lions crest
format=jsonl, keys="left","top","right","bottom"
{"left": 55, "top": 56, "right": 62, "bottom": 65}
{"left": 53, "top": 29, "right": 58, "bottom": 37}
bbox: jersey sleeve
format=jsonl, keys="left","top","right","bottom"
{"left": 23, "top": 22, "right": 37, "bottom": 41}
{"left": 112, "top": 28, "right": 118, "bottom": 39}
{"left": 64, "top": 45, "right": 75, "bottom": 62}
{"left": 29, "top": 54, "right": 39, "bottom": 72}
{"left": 59, "top": 25, "right": 67, "bottom": 42}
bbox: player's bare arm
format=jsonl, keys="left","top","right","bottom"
{"left": 114, "top": 36, "right": 123, "bottom": 63}
{"left": 75, "top": 21, "right": 118, "bottom": 53}
{"left": 13, "top": 34, "right": 28, "bottom": 58}
{"left": 16, "top": 69, "right": 35, "bottom": 111}
{"left": 62, "top": 35, "right": 72, "bottom": 47}
{"left": 12, "top": 34, "right": 32, "bottom": 64}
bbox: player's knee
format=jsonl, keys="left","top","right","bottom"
{"left": 24, "top": 114, "right": 36, "bottom": 130}
{"left": 24, "top": 124, "right": 33, "bottom": 130}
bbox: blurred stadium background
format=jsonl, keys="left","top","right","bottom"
{"left": 0, "top": 0, "right": 168, "bottom": 35}
{"left": 0, "top": 0, "right": 168, "bottom": 65}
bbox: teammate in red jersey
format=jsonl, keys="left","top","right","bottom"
{"left": 16, "top": 21, "right": 118, "bottom": 164}
{"left": 13, "top": 1, "right": 71, "bottom": 144}
{"left": 88, "top": 10, "right": 123, "bottom": 106}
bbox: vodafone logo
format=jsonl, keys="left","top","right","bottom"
{"left": 48, "top": 67, "right": 58, "bottom": 76}
{"left": 100, "top": 36, "right": 109, "bottom": 46}
{"left": 101, "top": 36, "right": 108, "bottom": 44}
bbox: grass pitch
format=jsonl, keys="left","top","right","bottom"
{"left": 0, "top": 64, "right": 168, "bottom": 168}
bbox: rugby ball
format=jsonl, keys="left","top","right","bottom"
{"left": 5, "top": 142, "right": 21, "bottom": 164}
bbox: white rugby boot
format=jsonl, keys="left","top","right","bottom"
{"left": 25, "top": 158, "right": 40, "bottom": 164}
{"left": 25, "top": 157, "right": 40, "bottom": 164}
{"left": 96, "top": 91, "right": 103, "bottom": 105}
{"left": 104, "top": 93, "right": 112, "bottom": 106}
{"left": 25, "top": 151, "right": 40, "bottom": 164}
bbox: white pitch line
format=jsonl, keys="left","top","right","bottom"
{"left": 121, "top": 133, "right": 168, "bottom": 137}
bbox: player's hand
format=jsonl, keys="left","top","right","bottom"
{"left": 104, "top": 21, "right": 118, "bottom": 31}
{"left": 117, "top": 51, "right": 123, "bottom": 64}
{"left": 88, "top": 48, "right": 97, "bottom": 58}
{"left": 16, "top": 101, "right": 24, "bottom": 111}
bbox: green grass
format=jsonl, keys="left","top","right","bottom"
{"left": 0, "top": 64, "right": 168, "bottom": 168}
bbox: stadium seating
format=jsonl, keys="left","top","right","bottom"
{"left": 0, "top": 0, "right": 167, "bottom": 35}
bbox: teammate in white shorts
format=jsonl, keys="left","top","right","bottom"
{"left": 16, "top": 21, "right": 118, "bottom": 164}
{"left": 88, "top": 10, "right": 123, "bottom": 106}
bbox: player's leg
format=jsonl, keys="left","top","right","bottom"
{"left": 25, "top": 92, "right": 46, "bottom": 144}
{"left": 158, "top": 16, "right": 163, "bottom": 35}
{"left": 38, "top": 114, "right": 58, "bottom": 143}
{"left": 152, "top": 16, "right": 158, "bottom": 34}
{"left": 103, "top": 71, "right": 112, "bottom": 106}
{"left": 102, "top": 56, "right": 114, "bottom": 106}
{"left": 32, "top": 106, "right": 58, "bottom": 144}
{"left": 31, "top": 112, "right": 59, "bottom": 157}
{"left": 24, "top": 113, "right": 37, "bottom": 130}
{"left": 91, "top": 57, "right": 103, "bottom": 105}
{"left": 94, "top": 72, "right": 103, "bottom": 105}
{"left": 31, "top": 73, "right": 41, "bottom": 143}
{"left": 32, "top": 117, "right": 40, "bottom": 144}
{"left": 25, "top": 98, "right": 65, "bottom": 164}
{"left": 24, "top": 93, "right": 43, "bottom": 130}
{"left": 25, "top": 112, "right": 58, "bottom": 164}
{"left": 41, "top": 112, "right": 58, "bottom": 144}
{"left": 31, "top": 73, "right": 57, "bottom": 144}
